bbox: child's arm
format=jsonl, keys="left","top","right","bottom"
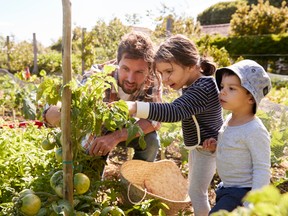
{"left": 202, "top": 138, "right": 217, "bottom": 152}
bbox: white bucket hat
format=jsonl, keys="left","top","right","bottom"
{"left": 215, "top": 59, "right": 272, "bottom": 113}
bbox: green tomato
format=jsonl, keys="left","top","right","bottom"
{"left": 19, "top": 189, "right": 34, "bottom": 198}
{"left": 74, "top": 173, "right": 90, "bottom": 195}
{"left": 55, "top": 148, "right": 63, "bottom": 163}
{"left": 20, "top": 194, "right": 41, "bottom": 216}
{"left": 54, "top": 185, "right": 64, "bottom": 198}
{"left": 50, "top": 170, "right": 64, "bottom": 197}
{"left": 41, "top": 139, "right": 56, "bottom": 150}
{"left": 55, "top": 132, "right": 62, "bottom": 147}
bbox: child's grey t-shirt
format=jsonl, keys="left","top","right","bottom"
{"left": 216, "top": 114, "right": 271, "bottom": 190}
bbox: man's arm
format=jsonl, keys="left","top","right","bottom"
{"left": 88, "top": 118, "right": 156, "bottom": 156}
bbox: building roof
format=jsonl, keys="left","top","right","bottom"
{"left": 130, "top": 26, "right": 153, "bottom": 35}
{"left": 201, "top": 23, "right": 230, "bottom": 36}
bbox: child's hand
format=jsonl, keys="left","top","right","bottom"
{"left": 108, "top": 101, "right": 137, "bottom": 116}
{"left": 203, "top": 138, "right": 217, "bottom": 152}
{"left": 125, "top": 101, "right": 137, "bottom": 116}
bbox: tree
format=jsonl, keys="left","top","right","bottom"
{"left": 87, "top": 18, "right": 131, "bottom": 65}
{"left": 153, "top": 14, "right": 201, "bottom": 39}
{"left": 197, "top": 1, "right": 243, "bottom": 25}
{"left": 8, "top": 41, "right": 34, "bottom": 73}
{"left": 125, "top": 13, "right": 141, "bottom": 25}
{"left": 247, "top": 0, "right": 286, "bottom": 7}
{"left": 230, "top": 0, "right": 288, "bottom": 36}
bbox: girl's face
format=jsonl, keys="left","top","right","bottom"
{"left": 219, "top": 74, "right": 254, "bottom": 113}
{"left": 155, "top": 61, "right": 197, "bottom": 90}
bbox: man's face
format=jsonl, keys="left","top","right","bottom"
{"left": 118, "top": 54, "right": 149, "bottom": 94}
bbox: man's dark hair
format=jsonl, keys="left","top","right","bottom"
{"left": 117, "top": 31, "right": 155, "bottom": 71}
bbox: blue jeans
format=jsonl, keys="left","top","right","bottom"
{"left": 209, "top": 183, "right": 251, "bottom": 214}
{"left": 119, "top": 131, "right": 160, "bottom": 162}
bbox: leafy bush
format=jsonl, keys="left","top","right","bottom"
{"left": 37, "top": 51, "right": 82, "bottom": 75}
{"left": 0, "top": 125, "right": 59, "bottom": 204}
{"left": 230, "top": 0, "right": 288, "bottom": 36}
{"left": 0, "top": 74, "right": 37, "bottom": 120}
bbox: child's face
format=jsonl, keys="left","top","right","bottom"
{"left": 155, "top": 61, "right": 196, "bottom": 90}
{"left": 219, "top": 74, "right": 254, "bottom": 113}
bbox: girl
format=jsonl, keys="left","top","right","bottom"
{"left": 126, "top": 34, "right": 223, "bottom": 216}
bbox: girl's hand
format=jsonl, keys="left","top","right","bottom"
{"left": 108, "top": 101, "right": 137, "bottom": 116}
{"left": 203, "top": 138, "right": 217, "bottom": 153}
{"left": 126, "top": 101, "right": 137, "bottom": 116}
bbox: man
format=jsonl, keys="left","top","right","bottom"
{"left": 43, "top": 31, "right": 162, "bottom": 162}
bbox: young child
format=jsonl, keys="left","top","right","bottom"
{"left": 126, "top": 34, "right": 223, "bottom": 216}
{"left": 204, "top": 59, "right": 272, "bottom": 214}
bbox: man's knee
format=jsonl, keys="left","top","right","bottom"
{"left": 133, "top": 131, "right": 160, "bottom": 161}
{"left": 144, "top": 131, "right": 160, "bottom": 149}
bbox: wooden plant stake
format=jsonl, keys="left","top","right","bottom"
{"left": 61, "top": 0, "right": 73, "bottom": 205}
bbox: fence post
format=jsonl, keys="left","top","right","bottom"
{"left": 81, "top": 28, "right": 86, "bottom": 74}
{"left": 32, "top": 33, "right": 39, "bottom": 74}
{"left": 6, "top": 36, "right": 11, "bottom": 71}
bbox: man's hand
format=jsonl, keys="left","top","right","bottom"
{"left": 202, "top": 138, "right": 217, "bottom": 153}
{"left": 44, "top": 105, "right": 61, "bottom": 127}
{"left": 88, "top": 133, "right": 120, "bottom": 156}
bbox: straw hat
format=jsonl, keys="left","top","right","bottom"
{"left": 120, "top": 159, "right": 191, "bottom": 215}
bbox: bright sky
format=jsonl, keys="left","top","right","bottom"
{"left": 0, "top": 0, "right": 224, "bottom": 47}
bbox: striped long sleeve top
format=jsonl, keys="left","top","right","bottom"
{"left": 136, "top": 76, "right": 223, "bottom": 148}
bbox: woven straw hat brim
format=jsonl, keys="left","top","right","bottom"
{"left": 120, "top": 160, "right": 191, "bottom": 215}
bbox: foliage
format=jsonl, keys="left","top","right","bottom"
{"left": 36, "top": 65, "right": 145, "bottom": 176}
{"left": 196, "top": 35, "right": 233, "bottom": 68}
{"left": 71, "top": 18, "right": 131, "bottom": 71}
{"left": 247, "top": 0, "right": 286, "bottom": 7}
{"left": 0, "top": 125, "right": 58, "bottom": 204}
{"left": 230, "top": 0, "right": 288, "bottom": 36}
{"left": 0, "top": 74, "right": 38, "bottom": 120}
{"left": 50, "top": 18, "right": 130, "bottom": 71}
{"left": 0, "top": 123, "right": 141, "bottom": 215}
{"left": 0, "top": 36, "right": 46, "bottom": 73}
{"left": 124, "top": 199, "right": 170, "bottom": 216}
{"left": 258, "top": 107, "right": 288, "bottom": 161}
{"left": 197, "top": 1, "right": 242, "bottom": 25}
{"left": 6, "top": 41, "right": 33, "bottom": 73}
{"left": 37, "top": 51, "right": 62, "bottom": 74}
{"left": 0, "top": 36, "right": 8, "bottom": 69}
{"left": 208, "top": 33, "right": 288, "bottom": 72}
{"left": 37, "top": 50, "right": 82, "bottom": 74}
{"left": 268, "top": 87, "right": 288, "bottom": 105}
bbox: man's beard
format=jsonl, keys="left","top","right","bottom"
{"left": 119, "top": 80, "right": 138, "bottom": 94}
